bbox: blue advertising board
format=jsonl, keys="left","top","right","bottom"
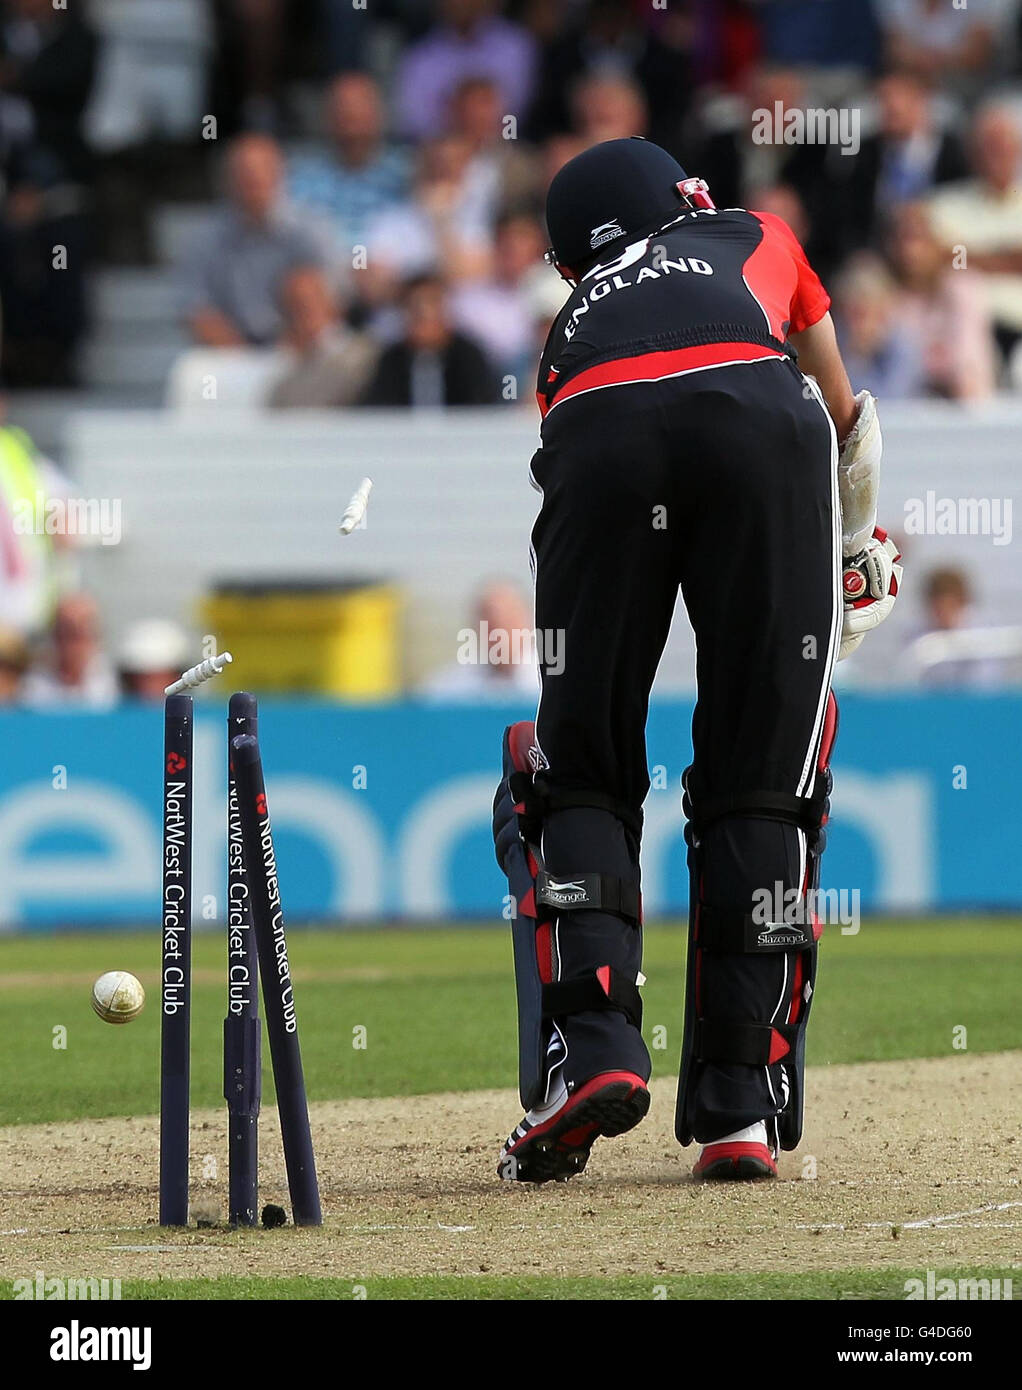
{"left": 0, "top": 695, "right": 1015, "bottom": 930}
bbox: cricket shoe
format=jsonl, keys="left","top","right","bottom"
{"left": 693, "top": 1121, "right": 778, "bottom": 1181}
{"left": 497, "top": 1070, "right": 650, "bottom": 1184}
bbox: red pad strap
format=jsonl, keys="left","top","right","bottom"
{"left": 817, "top": 690, "right": 838, "bottom": 773}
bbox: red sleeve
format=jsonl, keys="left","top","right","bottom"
{"left": 747, "top": 210, "right": 831, "bottom": 337}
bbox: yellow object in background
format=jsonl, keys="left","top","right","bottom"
{"left": 203, "top": 582, "right": 401, "bottom": 697}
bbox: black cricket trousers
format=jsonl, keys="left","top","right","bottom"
{"left": 531, "top": 355, "right": 839, "bottom": 825}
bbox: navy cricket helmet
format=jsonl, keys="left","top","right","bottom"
{"left": 545, "top": 137, "right": 709, "bottom": 272}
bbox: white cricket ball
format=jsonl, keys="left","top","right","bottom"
{"left": 91, "top": 971, "right": 146, "bottom": 1024}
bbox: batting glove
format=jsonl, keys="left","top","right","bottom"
{"left": 838, "top": 526, "right": 903, "bottom": 661}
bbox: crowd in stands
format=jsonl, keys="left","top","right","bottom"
{"left": 3, "top": 1, "right": 1022, "bottom": 401}
{"left": 3, "top": 0, "right": 1022, "bottom": 698}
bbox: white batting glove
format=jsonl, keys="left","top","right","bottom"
{"left": 838, "top": 526, "right": 903, "bottom": 661}
{"left": 838, "top": 389, "right": 882, "bottom": 556}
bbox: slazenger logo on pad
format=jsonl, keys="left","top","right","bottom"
{"left": 756, "top": 922, "right": 809, "bottom": 948}
{"left": 589, "top": 219, "right": 624, "bottom": 249}
{"left": 545, "top": 878, "right": 590, "bottom": 905}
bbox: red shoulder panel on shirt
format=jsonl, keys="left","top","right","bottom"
{"left": 745, "top": 210, "right": 831, "bottom": 338}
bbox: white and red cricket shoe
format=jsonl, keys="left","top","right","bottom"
{"left": 498, "top": 1070, "right": 650, "bottom": 1184}
{"left": 693, "top": 1121, "right": 778, "bottom": 1181}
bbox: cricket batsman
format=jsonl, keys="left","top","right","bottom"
{"left": 492, "top": 138, "right": 901, "bottom": 1183}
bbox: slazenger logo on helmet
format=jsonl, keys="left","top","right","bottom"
{"left": 589, "top": 219, "right": 624, "bottom": 250}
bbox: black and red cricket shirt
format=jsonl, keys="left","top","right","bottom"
{"left": 536, "top": 207, "right": 831, "bottom": 420}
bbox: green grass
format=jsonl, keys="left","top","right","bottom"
{"left": 1, "top": 918, "right": 1019, "bottom": 1127}
{"left": 3, "top": 1269, "right": 1017, "bottom": 1301}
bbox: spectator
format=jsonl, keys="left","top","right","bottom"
{"left": 361, "top": 274, "right": 500, "bottom": 407}
{"left": 831, "top": 252, "right": 926, "bottom": 398}
{"left": 395, "top": 0, "right": 537, "bottom": 141}
{"left": 182, "top": 132, "right": 324, "bottom": 348}
{"left": 879, "top": 0, "right": 999, "bottom": 94}
{"left": 210, "top": 0, "right": 286, "bottom": 133}
{"left": 905, "top": 567, "right": 1007, "bottom": 687}
{"left": 448, "top": 75, "right": 540, "bottom": 217}
{"left": 116, "top": 619, "right": 190, "bottom": 701}
{"left": 0, "top": 2, "right": 95, "bottom": 385}
{"left": 886, "top": 202, "right": 996, "bottom": 400}
{"left": 687, "top": 65, "right": 810, "bottom": 217}
{"left": 927, "top": 103, "right": 1022, "bottom": 365}
{"left": 320, "top": 0, "right": 372, "bottom": 75}
{"left": 450, "top": 210, "right": 547, "bottom": 381}
{"left": 868, "top": 69, "right": 968, "bottom": 217}
{"left": 265, "top": 266, "right": 379, "bottom": 408}
{"left": 756, "top": 0, "right": 881, "bottom": 79}
{"left": 806, "top": 69, "right": 968, "bottom": 270}
{"left": 539, "top": 131, "right": 587, "bottom": 192}
{"left": 0, "top": 0, "right": 97, "bottom": 184}
{"left": 421, "top": 579, "right": 539, "bottom": 700}
{"left": 571, "top": 73, "right": 649, "bottom": 145}
{"left": 0, "top": 149, "right": 90, "bottom": 387}
{"left": 745, "top": 181, "right": 811, "bottom": 243}
{"left": 923, "top": 568, "right": 978, "bottom": 633}
{"left": 289, "top": 72, "right": 409, "bottom": 253}
{"left": 363, "top": 137, "right": 494, "bottom": 303}
{"left": 527, "top": 0, "right": 691, "bottom": 149}
{"left": 691, "top": 0, "right": 763, "bottom": 91}
{"left": 0, "top": 625, "right": 30, "bottom": 702}
{"left": 21, "top": 593, "right": 117, "bottom": 707}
